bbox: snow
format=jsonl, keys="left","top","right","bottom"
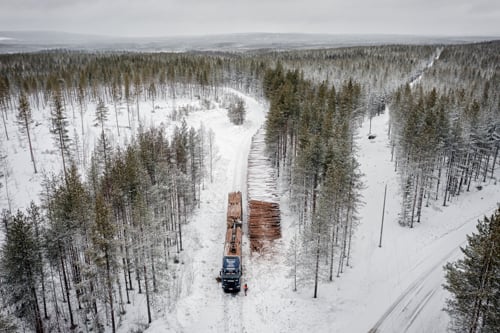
{"left": 1, "top": 83, "right": 499, "bottom": 332}
{"left": 153, "top": 102, "right": 498, "bottom": 333}
{"left": 146, "top": 99, "right": 498, "bottom": 333}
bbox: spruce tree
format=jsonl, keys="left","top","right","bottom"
{"left": 444, "top": 207, "right": 500, "bottom": 333}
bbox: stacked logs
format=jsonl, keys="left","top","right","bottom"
{"left": 248, "top": 200, "right": 281, "bottom": 251}
{"left": 247, "top": 127, "right": 281, "bottom": 252}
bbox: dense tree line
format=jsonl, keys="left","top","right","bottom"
{"left": 259, "top": 44, "right": 437, "bottom": 101}
{"left": 0, "top": 51, "right": 266, "bottom": 129}
{"left": 263, "top": 64, "right": 363, "bottom": 297}
{"left": 389, "top": 41, "right": 500, "bottom": 227}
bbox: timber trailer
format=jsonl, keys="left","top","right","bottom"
{"left": 220, "top": 191, "right": 243, "bottom": 292}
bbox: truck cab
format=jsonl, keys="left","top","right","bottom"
{"left": 221, "top": 255, "right": 241, "bottom": 292}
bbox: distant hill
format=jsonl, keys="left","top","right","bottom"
{"left": 0, "top": 30, "right": 498, "bottom": 54}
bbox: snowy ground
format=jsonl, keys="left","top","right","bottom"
{"left": 148, "top": 99, "right": 499, "bottom": 332}
{"left": 150, "top": 102, "right": 499, "bottom": 333}
{"left": 1, "top": 86, "right": 499, "bottom": 332}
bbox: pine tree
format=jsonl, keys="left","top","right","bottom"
{"left": 0, "top": 210, "right": 44, "bottom": 333}
{"left": 443, "top": 207, "right": 500, "bottom": 333}
{"left": 95, "top": 98, "right": 111, "bottom": 171}
{"left": 0, "top": 313, "right": 17, "bottom": 332}
{"left": 91, "top": 193, "right": 117, "bottom": 333}
{"left": 17, "top": 92, "right": 37, "bottom": 173}
{"left": 50, "top": 90, "right": 71, "bottom": 180}
{"left": 26, "top": 201, "right": 49, "bottom": 320}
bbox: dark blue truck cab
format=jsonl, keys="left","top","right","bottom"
{"left": 221, "top": 255, "right": 241, "bottom": 292}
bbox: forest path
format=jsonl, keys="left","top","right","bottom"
{"left": 166, "top": 90, "right": 267, "bottom": 332}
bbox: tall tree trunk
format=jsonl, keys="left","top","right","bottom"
{"left": 105, "top": 249, "right": 116, "bottom": 333}
{"left": 1, "top": 104, "right": 8, "bottom": 140}
{"left": 482, "top": 153, "right": 490, "bottom": 183}
{"left": 40, "top": 267, "right": 48, "bottom": 319}
{"left": 328, "top": 206, "right": 337, "bottom": 281}
{"left": 490, "top": 146, "right": 498, "bottom": 179}
{"left": 150, "top": 247, "right": 157, "bottom": 292}
{"left": 177, "top": 193, "right": 183, "bottom": 252}
{"left": 60, "top": 254, "right": 76, "bottom": 329}
{"left": 313, "top": 229, "right": 321, "bottom": 299}
{"left": 25, "top": 118, "right": 37, "bottom": 173}
{"left": 410, "top": 173, "right": 419, "bottom": 228}
{"left": 58, "top": 129, "right": 68, "bottom": 181}
{"left": 114, "top": 100, "right": 120, "bottom": 137}
{"left": 32, "top": 286, "right": 44, "bottom": 333}
{"left": 122, "top": 257, "right": 130, "bottom": 304}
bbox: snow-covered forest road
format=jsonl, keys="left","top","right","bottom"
{"left": 143, "top": 91, "right": 267, "bottom": 332}
{"left": 369, "top": 204, "right": 498, "bottom": 333}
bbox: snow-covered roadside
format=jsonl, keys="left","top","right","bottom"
{"left": 333, "top": 109, "right": 499, "bottom": 333}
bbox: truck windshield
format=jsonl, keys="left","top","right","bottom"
{"left": 222, "top": 256, "right": 240, "bottom": 273}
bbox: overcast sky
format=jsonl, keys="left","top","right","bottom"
{"left": 1, "top": 0, "right": 499, "bottom": 37}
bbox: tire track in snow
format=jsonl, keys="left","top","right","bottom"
{"left": 223, "top": 294, "right": 243, "bottom": 333}
{"left": 221, "top": 92, "right": 266, "bottom": 333}
{"left": 368, "top": 205, "right": 498, "bottom": 333}
{"left": 368, "top": 245, "right": 457, "bottom": 333}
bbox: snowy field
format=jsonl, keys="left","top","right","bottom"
{"left": 1, "top": 86, "right": 499, "bottom": 332}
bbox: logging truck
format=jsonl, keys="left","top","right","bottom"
{"left": 220, "top": 191, "right": 243, "bottom": 292}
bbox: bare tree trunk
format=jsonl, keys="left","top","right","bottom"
{"left": 328, "top": 207, "right": 337, "bottom": 281}
{"left": 143, "top": 265, "right": 152, "bottom": 324}
{"left": 60, "top": 254, "right": 76, "bottom": 330}
{"left": 32, "top": 286, "right": 45, "bottom": 333}
{"left": 177, "top": 194, "right": 183, "bottom": 252}
{"left": 410, "top": 173, "right": 419, "bottom": 228}
{"left": 490, "top": 146, "right": 498, "bottom": 179}
{"left": 105, "top": 250, "right": 116, "bottom": 333}
{"left": 483, "top": 153, "right": 490, "bottom": 183}
{"left": 1, "top": 104, "right": 9, "bottom": 140}
{"left": 313, "top": 229, "right": 321, "bottom": 299}
{"left": 24, "top": 119, "right": 37, "bottom": 173}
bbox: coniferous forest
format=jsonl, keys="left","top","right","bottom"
{"left": 0, "top": 41, "right": 499, "bottom": 332}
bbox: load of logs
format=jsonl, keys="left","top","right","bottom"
{"left": 227, "top": 191, "right": 243, "bottom": 227}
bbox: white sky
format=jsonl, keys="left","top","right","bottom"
{"left": 0, "top": 0, "right": 499, "bottom": 37}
